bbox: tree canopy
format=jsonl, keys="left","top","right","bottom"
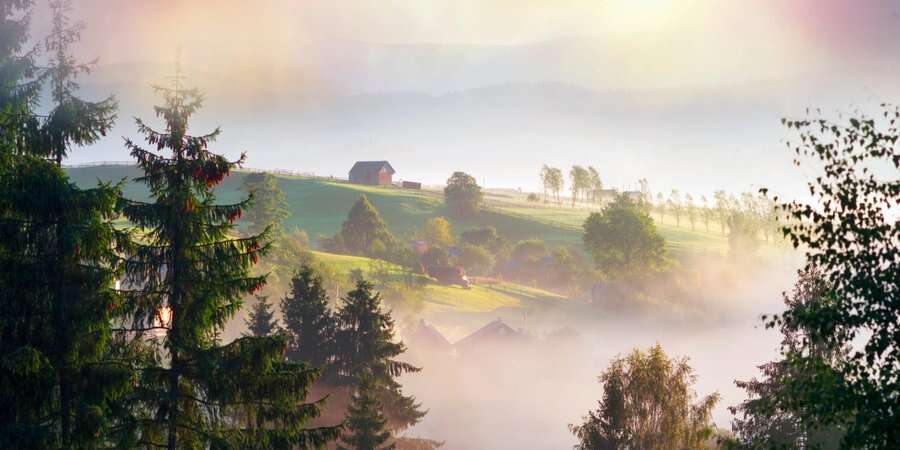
{"left": 570, "top": 344, "right": 720, "bottom": 450}
{"left": 338, "top": 195, "right": 398, "bottom": 258}
{"left": 758, "top": 106, "right": 900, "bottom": 448}
{"left": 582, "top": 194, "right": 668, "bottom": 278}
{"left": 239, "top": 171, "right": 290, "bottom": 238}
{"left": 443, "top": 171, "right": 482, "bottom": 218}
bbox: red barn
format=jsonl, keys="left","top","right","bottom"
{"left": 348, "top": 160, "right": 395, "bottom": 185}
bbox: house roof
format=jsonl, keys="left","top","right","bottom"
{"left": 406, "top": 319, "right": 452, "bottom": 350}
{"left": 454, "top": 317, "right": 527, "bottom": 348}
{"left": 349, "top": 160, "right": 395, "bottom": 176}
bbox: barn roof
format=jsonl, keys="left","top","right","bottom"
{"left": 349, "top": 160, "right": 395, "bottom": 176}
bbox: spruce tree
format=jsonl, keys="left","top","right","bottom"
{"left": 244, "top": 295, "right": 279, "bottom": 337}
{"left": 0, "top": 0, "right": 41, "bottom": 163}
{"left": 281, "top": 265, "right": 337, "bottom": 379}
{"left": 337, "top": 195, "right": 397, "bottom": 257}
{"left": 334, "top": 280, "right": 425, "bottom": 432}
{"left": 40, "top": 0, "right": 116, "bottom": 165}
{"left": 338, "top": 374, "right": 394, "bottom": 450}
{"left": 122, "top": 73, "right": 338, "bottom": 449}
{"left": 239, "top": 172, "right": 290, "bottom": 237}
{"left": 0, "top": 2, "right": 131, "bottom": 447}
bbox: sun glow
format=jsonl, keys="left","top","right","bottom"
{"left": 603, "top": 0, "right": 687, "bottom": 33}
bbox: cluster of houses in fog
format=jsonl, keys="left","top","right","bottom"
{"left": 405, "top": 318, "right": 531, "bottom": 356}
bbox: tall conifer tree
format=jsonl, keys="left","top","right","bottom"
{"left": 334, "top": 280, "right": 425, "bottom": 432}
{"left": 244, "top": 295, "right": 279, "bottom": 337}
{"left": 0, "top": 1, "right": 130, "bottom": 447}
{"left": 338, "top": 374, "right": 394, "bottom": 450}
{"left": 122, "top": 69, "right": 338, "bottom": 449}
{"left": 281, "top": 266, "right": 337, "bottom": 379}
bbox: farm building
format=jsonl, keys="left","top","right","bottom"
{"left": 348, "top": 160, "right": 395, "bottom": 185}
{"left": 454, "top": 318, "right": 529, "bottom": 353}
{"left": 402, "top": 181, "right": 422, "bottom": 189}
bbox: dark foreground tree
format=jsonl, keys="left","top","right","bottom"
{"left": 0, "top": 158, "right": 131, "bottom": 448}
{"left": 0, "top": 2, "right": 131, "bottom": 447}
{"left": 244, "top": 295, "right": 279, "bottom": 337}
{"left": 338, "top": 374, "right": 394, "bottom": 450}
{"left": 570, "top": 344, "right": 719, "bottom": 450}
{"left": 334, "top": 280, "right": 425, "bottom": 432}
{"left": 0, "top": 0, "right": 41, "bottom": 163}
{"left": 122, "top": 76, "right": 338, "bottom": 449}
{"left": 582, "top": 194, "right": 667, "bottom": 278}
{"left": 729, "top": 270, "right": 846, "bottom": 449}
{"left": 757, "top": 106, "right": 900, "bottom": 448}
{"left": 443, "top": 171, "right": 482, "bottom": 218}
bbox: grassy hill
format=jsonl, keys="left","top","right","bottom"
{"left": 311, "top": 251, "right": 567, "bottom": 313}
{"left": 66, "top": 164, "right": 728, "bottom": 255}
{"left": 66, "top": 164, "right": 581, "bottom": 246}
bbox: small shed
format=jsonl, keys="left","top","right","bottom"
{"left": 402, "top": 181, "right": 422, "bottom": 190}
{"left": 349, "top": 161, "right": 395, "bottom": 185}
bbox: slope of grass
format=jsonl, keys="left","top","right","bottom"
{"left": 310, "top": 251, "right": 566, "bottom": 313}
{"left": 67, "top": 165, "right": 582, "bottom": 247}
{"left": 67, "top": 165, "right": 729, "bottom": 255}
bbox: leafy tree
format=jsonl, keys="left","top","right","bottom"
{"left": 501, "top": 238, "right": 548, "bottom": 281}
{"left": 540, "top": 164, "right": 552, "bottom": 202}
{"left": 339, "top": 195, "right": 398, "bottom": 257}
{"left": 420, "top": 246, "right": 449, "bottom": 268}
{"left": 459, "top": 226, "right": 506, "bottom": 254}
{"left": 583, "top": 195, "right": 667, "bottom": 278}
{"left": 726, "top": 211, "right": 759, "bottom": 257}
{"left": 655, "top": 192, "right": 666, "bottom": 222}
{"left": 685, "top": 193, "right": 697, "bottom": 230}
{"left": 122, "top": 77, "right": 338, "bottom": 449}
{"left": 266, "top": 226, "right": 311, "bottom": 284}
{"left": 759, "top": 107, "right": 900, "bottom": 448}
{"left": 281, "top": 265, "right": 337, "bottom": 379}
{"left": 713, "top": 190, "right": 730, "bottom": 235}
{"left": 587, "top": 166, "right": 602, "bottom": 203}
{"left": 668, "top": 189, "right": 683, "bottom": 227}
{"left": 730, "top": 270, "right": 846, "bottom": 449}
{"left": 569, "top": 165, "right": 590, "bottom": 206}
{"left": 244, "top": 295, "right": 279, "bottom": 337}
{"left": 570, "top": 344, "right": 720, "bottom": 450}
{"left": 546, "top": 247, "right": 582, "bottom": 289}
{"left": 444, "top": 171, "right": 482, "bottom": 218}
{"left": 239, "top": 171, "right": 290, "bottom": 237}
{"left": 455, "top": 243, "right": 494, "bottom": 276}
{"left": 700, "top": 196, "right": 712, "bottom": 232}
{"left": 423, "top": 216, "right": 452, "bottom": 248}
{"left": 338, "top": 373, "right": 394, "bottom": 450}
{"left": 548, "top": 167, "right": 564, "bottom": 203}
{"left": 334, "top": 280, "right": 425, "bottom": 432}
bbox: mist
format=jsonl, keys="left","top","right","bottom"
{"left": 388, "top": 252, "right": 798, "bottom": 449}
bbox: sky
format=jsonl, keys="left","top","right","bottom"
{"left": 29, "top": 0, "right": 900, "bottom": 197}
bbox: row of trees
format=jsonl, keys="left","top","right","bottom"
{"left": 652, "top": 189, "right": 779, "bottom": 240}
{"left": 540, "top": 164, "right": 603, "bottom": 205}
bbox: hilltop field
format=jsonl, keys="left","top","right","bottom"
{"left": 67, "top": 164, "right": 730, "bottom": 255}
{"left": 65, "top": 164, "right": 746, "bottom": 322}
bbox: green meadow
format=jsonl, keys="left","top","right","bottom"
{"left": 67, "top": 164, "right": 728, "bottom": 256}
